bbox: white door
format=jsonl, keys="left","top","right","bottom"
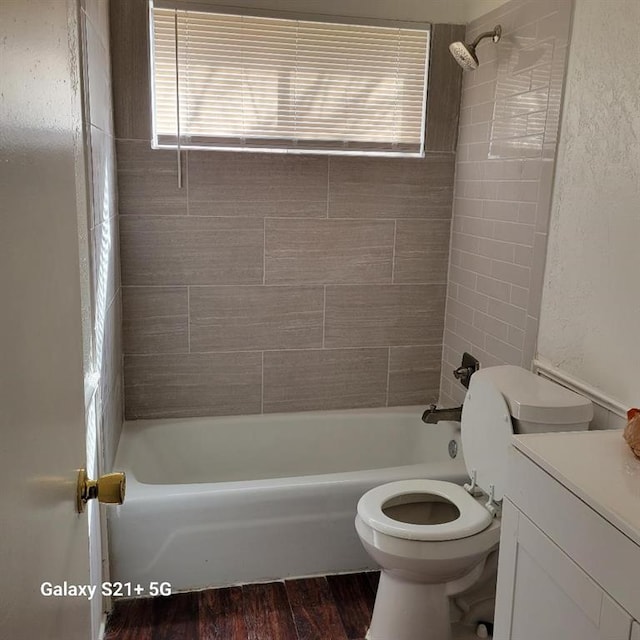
{"left": 0, "top": 1, "right": 96, "bottom": 638}
{"left": 632, "top": 622, "right": 640, "bottom": 640}
{"left": 495, "top": 500, "right": 632, "bottom": 640}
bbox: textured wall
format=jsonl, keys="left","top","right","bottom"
{"left": 537, "top": 0, "right": 640, "bottom": 409}
{"left": 440, "top": 0, "right": 573, "bottom": 406}
{"left": 82, "top": 0, "right": 123, "bottom": 468}
{"left": 110, "top": 0, "right": 465, "bottom": 419}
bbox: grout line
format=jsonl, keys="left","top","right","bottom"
{"left": 120, "top": 282, "right": 447, "bottom": 289}
{"left": 260, "top": 351, "right": 264, "bottom": 414}
{"left": 326, "top": 157, "right": 330, "bottom": 218}
{"left": 385, "top": 347, "right": 391, "bottom": 407}
{"left": 454, "top": 194, "right": 541, "bottom": 203}
{"left": 455, "top": 247, "right": 533, "bottom": 269}
{"left": 390, "top": 220, "right": 397, "bottom": 284}
{"left": 187, "top": 286, "right": 191, "bottom": 352}
{"left": 474, "top": 270, "right": 531, "bottom": 289}
{"left": 118, "top": 213, "right": 454, "bottom": 223}
{"left": 322, "top": 286, "right": 326, "bottom": 349}
{"left": 185, "top": 150, "right": 189, "bottom": 215}
{"left": 452, "top": 230, "right": 537, "bottom": 250}
{"left": 263, "top": 218, "right": 266, "bottom": 285}
{"left": 123, "top": 344, "right": 442, "bottom": 357}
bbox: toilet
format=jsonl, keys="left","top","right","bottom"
{"left": 355, "top": 365, "right": 593, "bottom": 640}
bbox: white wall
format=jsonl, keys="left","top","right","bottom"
{"left": 537, "top": 0, "right": 640, "bottom": 409}
{"left": 1, "top": 1, "right": 93, "bottom": 637}
{"left": 175, "top": 0, "right": 508, "bottom": 23}
{"left": 465, "top": 0, "right": 509, "bottom": 22}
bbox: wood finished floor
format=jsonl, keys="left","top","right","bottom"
{"left": 104, "top": 572, "right": 381, "bottom": 640}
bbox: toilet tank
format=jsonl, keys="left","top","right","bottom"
{"left": 472, "top": 366, "right": 593, "bottom": 434}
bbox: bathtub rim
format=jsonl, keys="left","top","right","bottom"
{"left": 114, "top": 406, "right": 466, "bottom": 500}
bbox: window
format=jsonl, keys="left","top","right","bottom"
{"left": 149, "top": 2, "right": 430, "bottom": 156}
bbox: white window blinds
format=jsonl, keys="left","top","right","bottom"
{"left": 150, "top": 3, "right": 430, "bottom": 156}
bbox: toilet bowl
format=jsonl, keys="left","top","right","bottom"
{"left": 356, "top": 481, "right": 501, "bottom": 640}
{"left": 355, "top": 366, "right": 594, "bottom": 640}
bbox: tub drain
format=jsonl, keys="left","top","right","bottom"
{"left": 448, "top": 439, "right": 458, "bottom": 459}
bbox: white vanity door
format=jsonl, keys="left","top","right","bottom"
{"left": 495, "top": 499, "right": 633, "bottom": 640}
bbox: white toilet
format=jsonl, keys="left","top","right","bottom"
{"left": 355, "top": 365, "right": 593, "bottom": 640}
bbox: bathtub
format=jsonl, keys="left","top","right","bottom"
{"left": 108, "top": 406, "right": 467, "bottom": 592}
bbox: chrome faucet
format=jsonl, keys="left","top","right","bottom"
{"left": 421, "top": 353, "right": 478, "bottom": 424}
{"left": 421, "top": 404, "right": 463, "bottom": 424}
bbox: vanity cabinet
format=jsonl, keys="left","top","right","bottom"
{"left": 494, "top": 431, "right": 640, "bottom": 640}
{"left": 495, "top": 499, "right": 632, "bottom": 639}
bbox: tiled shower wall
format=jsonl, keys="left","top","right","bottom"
{"left": 110, "top": 0, "right": 465, "bottom": 419}
{"left": 81, "top": 0, "right": 123, "bottom": 469}
{"left": 440, "top": 0, "right": 572, "bottom": 406}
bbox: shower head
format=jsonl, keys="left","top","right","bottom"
{"left": 449, "top": 41, "right": 480, "bottom": 70}
{"left": 449, "top": 25, "right": 502, "bottom": 71}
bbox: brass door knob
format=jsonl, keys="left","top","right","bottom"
{"left": 76, "top": 468, "right": 126, "bottom": 513}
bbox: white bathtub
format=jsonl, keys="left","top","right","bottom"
{"left": 108, "top": 406, "right": 467, "bottom": 592}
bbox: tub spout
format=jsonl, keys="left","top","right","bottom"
{"left": 422, "top": 404, "right": 463, "bottom": 424}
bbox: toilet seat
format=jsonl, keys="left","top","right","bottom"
{"left": 357, "top": 479, "right": 494, "bottom": 541}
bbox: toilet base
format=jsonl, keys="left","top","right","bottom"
{"left": 367, "top": 571, "right": 452, "bottom": 640}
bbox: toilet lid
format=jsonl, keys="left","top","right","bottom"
{"left": 461, "top": 374, "right": 513, "bottom": 501}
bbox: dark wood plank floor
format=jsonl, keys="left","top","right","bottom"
{"left": 104, "top": 572, "right": 378, "bottom": 640}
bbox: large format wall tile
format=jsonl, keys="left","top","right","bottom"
{"left": 325, "top": 285, "right": 446, "bottom": 348}
{"left": 188, "top": 151, "right": 328, "bottom": 217}
{"left": 116, "top": 140, "right": 187, "bottom": 215}
{"left": 388, "top": 346, "right": 442, "bottom": 406}
{"left": 425, "top": 24, "right": 466, "bottom": 153}
{"left": 124, "top": 352, "right": 262, "bottom": 419}
{"left": 120, "top": 216, "right": 264, "bottom": 285}
{"left": 110, "top": 5, "right": 463, "bottom": 419}
{"left": 190, "top": 285, "right": 324, "bottom": 352}
{"left": 393, "top": 219, "right": 451, "bottom": 284}
{"left": 265, "top": 219, "right": 395, "bottom": 285}
{"left": 263, "top": 348, "right": 388, "bottom": 413}
{"left": 122, "top": 286, "right": 188, "bottom": 354}
{"left": 328, "top": 156, "right": 455, "bottom": 219}
{"left": 109, "top": 0, "right": 150, "bottom": 140}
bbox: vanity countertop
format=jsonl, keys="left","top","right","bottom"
{"left": 513, "top": 429, "right": 640, "bottom": 547}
